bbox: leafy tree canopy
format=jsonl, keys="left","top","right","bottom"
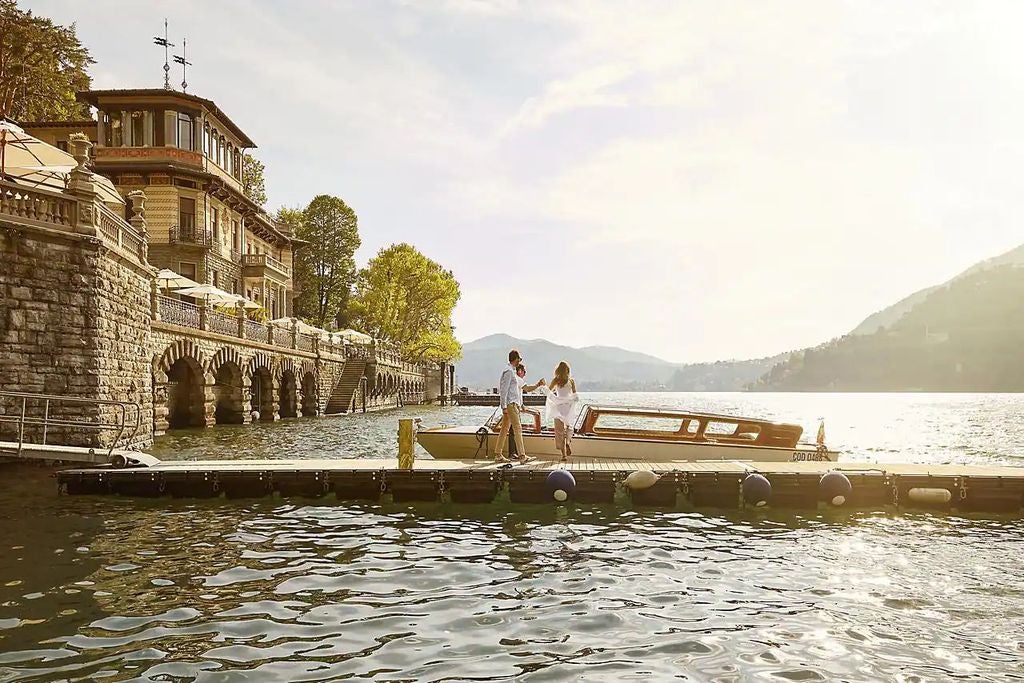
{"left": 292, "top": 195, "right": 360, "bottom": 329}
{"left": 350, "top": 243, "right": 462, "bottom": 362}
{"left": 241, "top": 152, "right": 267, "bottom": 206}
{"left": 0, "top": 1, "right": 93, "bottom": 121}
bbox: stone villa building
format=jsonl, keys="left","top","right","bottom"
{"left": 2, "top": 87, "right": 448, "bottom": 453}
{"left": 22, "top": 89, "right": 296, "bottom": 318}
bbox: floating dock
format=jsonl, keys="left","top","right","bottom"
{"left": 55, "top": 458, "right": 1024, "bottom": 512}
{"left": 452, "top": 393, "right": 546, "bottom": 406}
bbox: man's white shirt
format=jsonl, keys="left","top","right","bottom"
{"left": 498, "top": 364, "right": 519, "bottom": 409}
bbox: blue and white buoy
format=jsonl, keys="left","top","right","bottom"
{"left": 819, "top": 470, "right": 852, "bottom": 506}
{"left": 742, "top": 473, "right": 772, "bottom": 507}
{"left": 546, "top": 469, "right": 576, "bottom": 502}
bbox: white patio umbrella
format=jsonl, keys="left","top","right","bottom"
{"left": 175, "top": 284, "right": 237, "bottom": 305}
{"left": 154, "top": 268, "right": 199, "bottom": 290}
{"left": 270, "top": 318, "right": 330, "bottom": 336}
{"left": 226, "top": 294, "right": 262, "bottom": 310}
{"left": 337, "top": 328, "right": 373, "bottom": 343}
{"left": 0, "top": 121, "right": 123, "bottom": 205}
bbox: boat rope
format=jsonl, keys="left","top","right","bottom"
{"left": 473, "top": 427, "right": 489, "bottom": 459}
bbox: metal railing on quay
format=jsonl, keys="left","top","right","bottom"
{"left": 0, "top": 390, "right": 142, "bottom": 459}
{"left": 158, "top": 295, "right": 201, "bottom": 329}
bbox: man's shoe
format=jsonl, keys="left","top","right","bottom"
{"left": 494, "top": 453, "right": 510, "bottom": 463}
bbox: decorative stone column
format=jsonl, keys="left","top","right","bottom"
{"left": 151, "top": 278, "right": 161, "bottom": 321}
{"left": 66, "top": 133, "right": 102, "bottom": 238}
{"left": 127, "top": 189, "right": 149, "bottom": 265}
{"left": 236, "top": 302, "right": 246, "bottom": 338}
{"left": 291, "top": 317, "right": 299, "bottom": 349}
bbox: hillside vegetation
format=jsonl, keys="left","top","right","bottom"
{"left": 754, "top": 264, "right": 1024, "bottom": 391}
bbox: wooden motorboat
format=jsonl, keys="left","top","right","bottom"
{"left": 416, "top": 404, "right": 838, "bottom": 462}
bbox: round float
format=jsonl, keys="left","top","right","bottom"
{"left": 819, "top": 471, "right": 853, "bottom": 506}
{"left": 742, "top": 473, "right": 772, "bottom": 507}
{"left": 546, "top": 469, "right": 576, "bottom": 502}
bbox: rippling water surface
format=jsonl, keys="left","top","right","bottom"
{"left": 2, "top": 393, "right": 1024, "bottom": 681}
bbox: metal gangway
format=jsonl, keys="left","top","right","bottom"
{"left": 0, "top": 390, "right": 156, "bottom": 466}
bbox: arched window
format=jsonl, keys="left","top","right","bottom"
{"left": 202, "top": 122, "right": 210, "bottom": 155}
{"left": 218, "top": 136, "right": 225, "bottom": 167}
{"left": 226, "top": 143, "right": 233, "bottom": 174}
{"left": 234, "top": 150, "right": 241, "bottom": 179}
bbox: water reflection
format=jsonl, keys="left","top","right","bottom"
{"left": 2, "top": 393, "right": 1024, "bottom": 680}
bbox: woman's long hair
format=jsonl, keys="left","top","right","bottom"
{"left": 551, "top": 361, "right": 571, "bottom": 388}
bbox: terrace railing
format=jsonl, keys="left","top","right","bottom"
{"left": 0, "top": 180, "right": 77, "bottom": 229}
{"left": 158, "top": 296, "right": 201, "bottom": 329}
{"left": 97, "top": 203, "right": 146, "bottom": 261}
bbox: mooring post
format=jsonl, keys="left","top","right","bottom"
{"left": 398, "top": 418, "right": 415, "bottom": 470}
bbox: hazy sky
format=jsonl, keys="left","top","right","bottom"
{"left": 31, "top": 0, "right": 1024, "bottom": 362}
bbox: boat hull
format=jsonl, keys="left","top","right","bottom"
{"left": 416, "top": 427, "right": 837, "bottom": 463}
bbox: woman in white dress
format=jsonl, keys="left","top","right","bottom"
{"left": 540, "top": 361, "right": 578, "bottom": 461}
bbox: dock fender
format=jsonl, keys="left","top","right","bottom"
{"left": 820, "top": 471, "right": 853, "bottom": 506}
{"left": 624, "top": 470, "right": 661, "bottom": 491}
{"left": 111, "top": 452, "right": 161, "bottom": 468}
{"left": 742, "top": 473, "right": 771, "bottom": 507}
{"left": 546, "top": 469, "right": 576, "bottom": 502}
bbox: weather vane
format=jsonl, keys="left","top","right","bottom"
{"left": 173, "top": 38, "right": 192, "bottom": 92}
{"left": 153, "top": 19, "right": 175, "bottom": 90}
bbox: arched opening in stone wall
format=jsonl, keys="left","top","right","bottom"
{"left": 251, "top": 368, "right": 275, "bottom": 422}
{"left": 279, "top": 369, "right": 298, "bottom": 418}
{"left": 301, "top": 372, "right": 318, "bottom": 416}
{"left": 167, "top": 357, "right": 206, "bottom": 429}
{"left": 214, "top": 361, "right": 244, "bottom": 425}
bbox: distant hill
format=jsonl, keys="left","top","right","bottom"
{"left": 754, "top": 262, "right": 1024, "bottom": 391}
{"left": 850, "top": 242, "right": 1024, "bottom": 336}
{"left": 456, "top": 334, "right": 780, "bottom": 391}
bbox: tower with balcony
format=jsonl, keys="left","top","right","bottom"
{"left": 22, "top": 89, "right": 296, "bottom": 318}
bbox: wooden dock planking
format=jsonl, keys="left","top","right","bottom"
{"left": 53, "top": 457, "right": 1024, "bottom": 512}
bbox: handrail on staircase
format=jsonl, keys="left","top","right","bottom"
{"left": 0, "top": 390, "right": 142, "bottom": 459}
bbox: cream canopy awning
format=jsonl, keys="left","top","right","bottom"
{"left": 0, "top": 121, "right": 124, "bottom": 206}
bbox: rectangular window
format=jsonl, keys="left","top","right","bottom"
{"left": 130, "top": 111, "right": 145, "bottom": 146}
{"left": 179, "top": 262, "right": 197, "bottom": 280}
{"left": 56, "top": 141, "right": 69, "bottom": 152}
{"left": 231, "top": 279, "right": 239, "bottom": 295}
{"left": 177, "top": 112, "right": 193, "bottom": 150}
{"left": 211, "top": 207, "right": 219, "bottom": 240}
{"left": 179, "top": 197, "right": 196, "bottom": 231}
{"left": 110, "top": 113, "right": 123, "bottom": 147}
{"left": 232, "top": 220, "right": 240, "bottom": 250}
{"left": 212, "top": 271, "right": 220, "bottom": 288}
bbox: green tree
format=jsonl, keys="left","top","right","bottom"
{"left": 241, "top": 152, "right": 267, "bottom": 206}
{"left": 292, "top": 195, "right": 360, "bottom": 329}
{"left": 349, "top": 243, "right": 462, "bottom": 362}
{"left": 0, "top": 1, "right": 93, "bottom": 121}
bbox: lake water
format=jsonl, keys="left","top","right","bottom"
{"left": 2, "top": 393, "right": 1023, "bottom": 681}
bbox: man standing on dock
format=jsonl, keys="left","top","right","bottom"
{"left": 495, "top": 349, "right": 529, "bottom": 462}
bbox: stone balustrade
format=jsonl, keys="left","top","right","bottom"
{"left": 0, "top": 180, "right": 78, "bottom": 229}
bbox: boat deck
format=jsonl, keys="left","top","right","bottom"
{"left": 55, "top": 457, "right": 1024, "bottom": 512}
{"left": 0, "top": 440, "right": 139, "bottom": 464}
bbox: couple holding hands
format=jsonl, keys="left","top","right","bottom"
{"left": 495, "top": 349, "right": 578, "bottom": 463}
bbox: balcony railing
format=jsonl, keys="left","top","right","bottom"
{"left": 168, "top": 224, "right": 212, "bottom": 247}
{"left": 242, "top": 253, "right": 291, "bottom": 276}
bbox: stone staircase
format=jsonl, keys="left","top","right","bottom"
{"left": 324, "top": 360, "right": 366, "bottom": 414}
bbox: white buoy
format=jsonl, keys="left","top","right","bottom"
{"left": 553, "top": 489, "right": 568, "bottom": 502}
{"left": 908, "top": 487, "right": 952, "bottom": 505}
{"left": 624, "top": 470, "right": 660, "bottom": 491}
